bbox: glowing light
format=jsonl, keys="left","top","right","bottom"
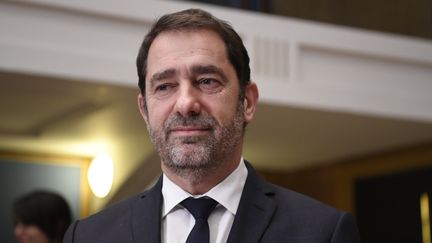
{"left": 420, "top": 192, "right": 431, "bottom": 243}
{"left": 88, "top": 153, "right": 114, "bottom": 198}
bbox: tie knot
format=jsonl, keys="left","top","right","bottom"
{"left": 181, "top": 197, "right": 218, "bottom": 220}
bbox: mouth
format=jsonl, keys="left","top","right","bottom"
{"left": 169, "top": 126, "right": 212, "bottom": 136}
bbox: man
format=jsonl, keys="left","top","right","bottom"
{"left": 63, "top": 9, "right": 361, "bottom": 243}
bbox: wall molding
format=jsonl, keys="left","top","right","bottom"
{"left": 1, "top": 0, "right": 432, "bottom": 121}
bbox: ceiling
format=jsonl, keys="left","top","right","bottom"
{"left": 2, "top": 70, "right": 432, "bottom": 174}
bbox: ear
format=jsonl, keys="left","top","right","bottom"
{"left": 138, "top": 93, "right": 149, "bottom": 125}
{"left": 243, "top": 81, "right": 259, "bottom": 123}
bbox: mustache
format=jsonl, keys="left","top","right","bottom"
{"left": 164, "top": 113, "right": 218, "bottom": 131}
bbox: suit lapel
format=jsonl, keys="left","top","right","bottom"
{"left": 131, "top": 176, "right": 163, "bottom": 243}
{"left": 127, "top": 162, "right": 275, "bottom": 243}
{"left": 226, "top": 162, "right": 276, "bottom": 243}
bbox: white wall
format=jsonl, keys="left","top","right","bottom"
{"left": 1, "top": 0, "right": 432, "bottom": 122}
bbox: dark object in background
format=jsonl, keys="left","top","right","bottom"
{"left": 13, "top": 190, "right": 72, "bottom": 243}
{"left": 356, "top": 167, "right": 432, "bottom": 243}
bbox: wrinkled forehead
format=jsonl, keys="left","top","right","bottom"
{"left": 145, "top": 29, "right": 231, "bottom": 80}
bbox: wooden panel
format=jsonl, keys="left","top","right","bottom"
{"left": 270, "top": 0, "right": 432, "bottom": 39}
{"left": 258, "top": 142, "right": 432, "bottom": 213}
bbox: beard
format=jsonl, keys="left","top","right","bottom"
{"left": 147, "top": 102, "right": 245, "bottom": 182}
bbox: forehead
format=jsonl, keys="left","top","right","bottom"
{"left": 150, "top": 28, "right": 226, "bottom": 53}
{"left": 145, "top": 29, "right": 231, "bottom": 79}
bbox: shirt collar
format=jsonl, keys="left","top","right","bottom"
{"left": 162, "top": 158, "right": 248, "bottom": 218}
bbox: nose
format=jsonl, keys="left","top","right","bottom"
{"left": 174, "top": 83, "right": 201, "bottom": 117}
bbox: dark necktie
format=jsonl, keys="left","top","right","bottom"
{"left": 181, "top": 197, "right": 218, "bottom": 243}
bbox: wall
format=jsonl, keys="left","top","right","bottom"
{"left": 259, "top": 142, "right": 432, "bottom": 213}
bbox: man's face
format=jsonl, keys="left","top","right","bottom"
{"left": 139, "top": 29, "right": 250, "bottom": 177}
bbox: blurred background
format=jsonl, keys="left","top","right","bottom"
{"left": 1, "top": 0, "right": 431, "bottom": 242}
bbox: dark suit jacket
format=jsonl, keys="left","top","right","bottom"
{"left": 64, "top": 162, "right": 361, "bottom": 243}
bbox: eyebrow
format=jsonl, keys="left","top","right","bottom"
{"left": 191, "top": 65, "right": 229, "bottom": 83}
{"left": 149, "top": 64, "right": 229, "bottom": 87}
{"left": 149, "top": 68, "right": 177, "bottom": 87}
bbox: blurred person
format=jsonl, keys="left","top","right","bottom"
{"left": 13, "top": 190, "right": 72, "bottom": 243}
{"left": 64, "top": 8, "right": 361, "bottom": 243}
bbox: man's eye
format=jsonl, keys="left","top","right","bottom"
{"left": 155, "top": 84, "right": 171, "bottom": 92}
{"left": 200, "top": 79, "right": 214, "bottom": 85}
{"left": 197, "top": 78, "right": 222, "bottom": 92}
{"left": 153, "top": 83, "right": 177, "bottom": 98}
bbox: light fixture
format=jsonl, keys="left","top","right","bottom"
{"left": 88, "top": 153, "right": 114, "bottom": 198}
{"left": 420, "top": 192, "right": 431, "bottom": 243}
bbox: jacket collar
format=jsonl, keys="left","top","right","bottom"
{"left": 129, "top": 161, "right": 276, "bottom": 243}
{"left": 131, "top": 176, "right": 163, "bottom": 243}
{"left": 226, "top": 161, "right": 277, "bottom": 243}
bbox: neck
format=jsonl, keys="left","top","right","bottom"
{"left": 162, "top": 155, "right": 241, "bottom": 195}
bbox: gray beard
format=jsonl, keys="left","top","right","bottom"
{"left": 148, "top": 103, "right": 244, "bottom": 183}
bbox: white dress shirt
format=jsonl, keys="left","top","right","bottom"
{"left": 161, "top": 158, "right": 248, "bottom": 243}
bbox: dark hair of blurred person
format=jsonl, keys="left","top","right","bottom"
{"left": 13, "top": 190, "right": 72, "bottom": 243}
